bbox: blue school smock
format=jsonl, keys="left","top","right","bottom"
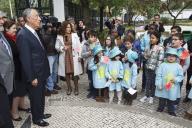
{"left": 88, "top": 58, "right": 107, "bottom": 89}
{"left": 155, "top": 62, "right": 184, "bottom": 101}
{"left": 121, "top": 63, "right": 138, "bottom": 89}
{"left": 105, "top": 60, "right": 124, "bottom": 91}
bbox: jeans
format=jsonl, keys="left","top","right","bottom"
{"left": 87, "top": 69, "right": 96, "bottom": 96}
{"left": 46, "top": 55, "right": 58, "bottom": 91}
{"left": 145, "top": 69, "right": 156, "bottom": 97}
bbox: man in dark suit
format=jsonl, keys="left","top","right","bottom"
{"left": 0, "top": 10, "right": 14, "bottom": 128}
{"left": 17, "top": 8, "right": 51, "bottom": 127}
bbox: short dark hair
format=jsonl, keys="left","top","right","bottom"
{"left": 154, "top": 14, "right": 160, "bottom": 17}
{"left": 87, "top": 30, "right": 97, "bottom": 38}
{"left": 171, "top": 26, "right": 182, "bottom": 33}
{"left": 123, "top": 36, "right": 134, "bottom": 44}
{"left": 3, "top": 20, "right": 15, "bottom": 31}
{"left": 172, "top": 33, "right": 183, "bottom": 40}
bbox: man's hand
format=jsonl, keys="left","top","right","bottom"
{"left": 31, "top": 79, "right": 38, "bottom": 87}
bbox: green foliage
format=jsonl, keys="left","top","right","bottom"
{"left": 161, "top": 17, "right": 170, "bottom": 24}
{"left": 97, "top": 29, "right": 109, "bottom": 45}
{"left": 0, "top": 0, "right": 15, "bottom": 18}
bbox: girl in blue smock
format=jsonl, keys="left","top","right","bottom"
{"left": 104, "top": 35, "right": 115, "bottom": 57}
{"left": 122, "top": 49, "right": 138, "bottom": 105}
{"left": 155, "top": 48, "right": 183, "bottom": 116}
{"left": 105, "top": 47, "right": 124, "bottom": 104}
{"left": 88, "top": 45, "right": 107, "bottom": 101}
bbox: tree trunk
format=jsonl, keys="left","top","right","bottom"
{"left": 99, "top": 6, "right": 104, "bottom": 32}
{"left": 173, "top": 17, "right": 177, "bottom": 26}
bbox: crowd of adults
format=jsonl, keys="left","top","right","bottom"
{"left": 0, "top": 8, "right": 192, "bottom": 128}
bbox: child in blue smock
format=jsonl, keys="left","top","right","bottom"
{"left": 88, "top": 45, "right": 107, "bottom": 101}
{"left": 155, "top": 48, "right": 184, "bottom": 116}
{"left": 122, "top": 49, "right": 138, "bottom": 105}
{"left": 105, "top": 47, "right": 124, "bottom": 104}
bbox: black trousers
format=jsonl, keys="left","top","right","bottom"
{"left": 142, "top": 61, "right": 146, "bottom": 91}
{"left": 0, "top": 86, "right": 14, "bottom": 128}
{"left": 28, "top": 81, "right": 46, "bottom": 123}
{"left": 186, "top": 70, "right": 192, "bottom": 97}
{"left": 145, "top": 69, "right": 156, "bottom": 97}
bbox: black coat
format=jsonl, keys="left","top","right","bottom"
{"left": 16, "top": 27, "right": 50, "bottom": 83}
{"left": 4, "top": 36, "right": 22, "bottom": 80}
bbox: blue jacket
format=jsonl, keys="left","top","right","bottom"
{"left": 88, "top": 58, "right": 107, "bottom": 89}
{"left": 121, "top": 62, "right": 137, "bottom": 89}
{"left": 155, "top": 62, "right": 184, "bottom": 101}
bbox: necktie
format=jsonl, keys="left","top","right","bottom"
{"left": 34, "top": 31, "right": 44, "bottom": 49}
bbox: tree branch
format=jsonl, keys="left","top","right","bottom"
{"left": 166, "top": 0, "right": 176, "bottom": 18}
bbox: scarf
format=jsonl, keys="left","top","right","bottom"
{"left": 4, "top": 32, "right": 16, "bottom": 42}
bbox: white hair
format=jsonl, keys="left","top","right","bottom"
{"left": 0, "top": 10, "right": 6, "bottom": 17}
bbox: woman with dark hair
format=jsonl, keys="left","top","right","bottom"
{"left": 55, "top": 21, "right": 82, "bottom": 95}
{"left": 3, "top": 20, "right": 28, "bottom": 121}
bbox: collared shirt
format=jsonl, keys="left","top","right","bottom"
{"left": 25, "top": 24, "right": 44, "bottom": 49}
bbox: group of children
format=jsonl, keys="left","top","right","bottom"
{"left": 81, "top": 28, "right": 192, "bottom": 117}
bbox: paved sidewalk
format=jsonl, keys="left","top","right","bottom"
{"left": 14, "top": 73, "right": 192, "bottom": 128}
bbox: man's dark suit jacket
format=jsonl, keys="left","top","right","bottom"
{"left": 16, "top": 27, "right": 50, "bottom": 84}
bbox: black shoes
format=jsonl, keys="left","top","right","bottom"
{"left": 54, "top": 85, "right": 61, "bottom": 90}
{"left": 34, "top": 120, "right": 49, "bottom": 127}
{"left": 43, "top": 114, "right": 52, "bottom": 119}
{"left": 18, "top": 107, "right": 31, "bottom": 113}
{"left": 168, "top": 112, "right": 177, "bottom": 117}
{"left": 183, "top": 98, "right": 191, "bottom": 103}
{"left": 12, "top": 116, "right": 22, "bottom": 121}
{"left": 45, "top": 89, "right": 58, "bottom": 96}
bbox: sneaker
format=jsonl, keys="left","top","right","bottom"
{"left": 117, "top": 100, "right": 121, "bottom": 105}
{"left": 140, "top": 96, "right": 148, "bottom": 103}
{"left": 54, "top": 85, "right": 61, "bottom": 90}
{"left": 149, "top": 97, "right": 153, "bottom": 104}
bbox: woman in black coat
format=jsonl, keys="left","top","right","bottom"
{"left": 3, "top": 20, "right": 28, "bottom": 121}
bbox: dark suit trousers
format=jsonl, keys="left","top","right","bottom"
{"left": 28, "top": 81, "right": 46, "bottom": 123}
{"left": 186, "top": 70, "right": 192, "bottom": 96}
{"left": 0, "top": 86, "right": 14, "bottom": 128}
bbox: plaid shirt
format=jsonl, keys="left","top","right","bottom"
{"left": 145, "top": 45, "right": 164, "bottom": 71}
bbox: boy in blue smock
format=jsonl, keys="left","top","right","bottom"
{"left": 88, "top": 45, "right": 107, "bottom": 102}
{"left": 122, "top": 50, "right": 138, "bottom": 105}
{"left": 105, "top": 47, "right": 124, "bottom": 104}
{"left": 155, "top": 48, "right": 184, "bottom": 116}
